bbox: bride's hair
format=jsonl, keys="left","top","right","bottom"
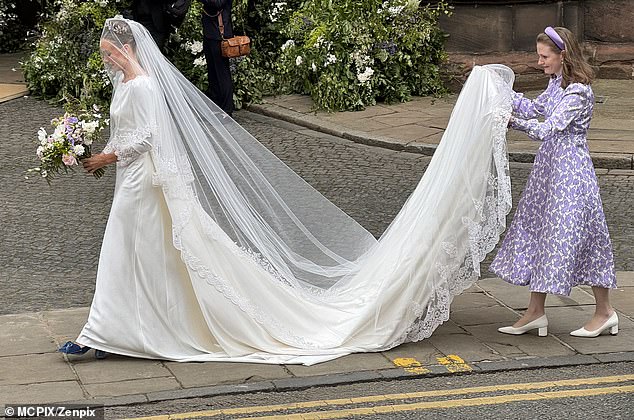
{"left": 537, "top": 26, "right": 594, "bottom": 87}
{"left": 102, "top": 19, "right": 137, "bottom": 51}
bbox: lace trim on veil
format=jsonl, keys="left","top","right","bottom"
{"left": 155, "top": 65, "right": 513, "bottom": 352}
{"left": 400, "top": 81, "right": 513, "bottom": 346}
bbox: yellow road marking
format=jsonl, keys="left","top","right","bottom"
{"left": 239, "top": 385, "right": 634, "bottom": 419}
{"left": 437, "top": 354, "right": 473, "bottom": 373}
{"left": 392, "top": 357, "right": 431, "bottom": 374}
{"left": 123, "top": 374, "right": 634, "bottom": 420}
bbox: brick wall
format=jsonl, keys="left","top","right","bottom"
{"left": 437, "top": 0, "right": 634, "bottom": 87}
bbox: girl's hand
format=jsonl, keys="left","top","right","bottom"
{"left": 83, "top": 153, "right": 117, "bottom": 174}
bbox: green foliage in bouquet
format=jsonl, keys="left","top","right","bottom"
{"left": 278, "top": 0, "right": 449, "bottom": 111}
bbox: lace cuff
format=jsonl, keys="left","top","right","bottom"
{"left": 103, "top": 126, "right": 155, "bottom": 167}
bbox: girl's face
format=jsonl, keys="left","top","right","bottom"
{"left": 536, "top": 42, "right": 563, "bottom": 76}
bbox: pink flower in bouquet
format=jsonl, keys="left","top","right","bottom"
{"left": 62, "top": 154, "right": 78, "bottom": 166}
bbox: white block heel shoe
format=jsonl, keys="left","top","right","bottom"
{"left": 570, "top": 312, "right": 619, "bottom": 338}
{"left": 498, "top": 315, "right": 548, "bottom": 337}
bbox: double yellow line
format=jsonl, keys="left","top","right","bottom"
{"left": 127, "top": 374, "right": 634, "bottom": 420}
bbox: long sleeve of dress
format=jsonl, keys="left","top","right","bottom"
{"left": 512, "top": 90, "right": 548, "bottom": 119}
{"left": 104, "top": 77, "right": 159, "bottom": 167}
{"left": 510, "top": 84, "right": 589, "bottom": 142}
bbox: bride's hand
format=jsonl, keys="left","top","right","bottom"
{"left": 83, "top": 153, "right": 117, "bottom": 174}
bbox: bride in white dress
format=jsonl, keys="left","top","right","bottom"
{"left": 60, "top": 17, "right": 515, "bottom": 365}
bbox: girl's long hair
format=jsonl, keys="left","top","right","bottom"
{"left": 537, "top": 26, "right": 594, "bottom": 87}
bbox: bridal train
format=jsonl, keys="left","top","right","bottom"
{"left": 75, "top": 18, "right": 514, "bottom": 365}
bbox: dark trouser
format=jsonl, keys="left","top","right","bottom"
{"left": 202, "top": 37, "right": 234, "bottom": 116}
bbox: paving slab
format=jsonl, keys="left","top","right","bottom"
{"left": 0, "top": 313, "right": 57, "bottom": 356}
{"left": 0, "top": 83, "right": 28, "bottom": 103}
{"left": 608, "top": 287, "right": 634, "bottom": 316}
{"left": 555, "top": 332, "right": 634, "bottom": 355}
{"left": 478, "top": 277, "right": 598, "bottom": 309}
{"left": 285, "top": 352, "right": 393, "bottom": 377}
{"left": 450, "top": 306, "right": 520, "bottom": 326}
{"left": 165, "top": 360, "right": 291, "bottom": 388}
{"left": 0, "top": 381, "right": 85, "bottom": 405}
{"left": 431, "top": 319, "right": 467, "bottom": 336}
{"left": 83, "top": 377, "right": 181, "bottom": 398}
{"left": 42, "top": 308, "right": 90, "bottom": 342}
{"left": 543, "top": 306, "right": 634, "bottom": 335}
{"left": 451, "top": 291, "right": 501, "bottom": 310}
{"left": 380, "top": 341, "right": 445, "bottom": 366}
{"left": 428, "top": 333, "right": 506, "bottom": 362}
{"left": 464, "top": 323, "right": 576, "bottom": 358}
{"left": 617, "top": 271, "right": 634, "bottom": 287}
{"left": 71, "top": 357, "right": 173, "bottom": 385}
{"left": 0, "top": 353, "right": 76, "bottom": 386}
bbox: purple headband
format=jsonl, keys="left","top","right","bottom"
{"left": 545, "top": 26, "right": 565, "bottom": 51}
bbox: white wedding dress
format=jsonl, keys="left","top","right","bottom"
{"left": 76, "top": 18, "right": 514, "bottom": 365}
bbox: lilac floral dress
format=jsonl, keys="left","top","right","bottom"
{"left": 490, "top": 75, "right": 616, "bottom": 296}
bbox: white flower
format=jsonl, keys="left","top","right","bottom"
{"left": 357, "top": 66, "right": 375, "bottom": 84}
{"left": 388, "top": 6, "right": 405, "bottom": 16}
{"left": 96, "top": 0, "right": 109, "bottom": 7}
{"left": 52, "top": 124, "right": 65, "bottom": 140}
{"left": 193, "top": 56, "right": 207, "bottom": 67}
{"left": 80, "top": 120, "right": 99, "bottom": 134}
{"left": 36, "top": 146, "right": 44, "bottom": 158}
{"left": 84, "top": 137, "right": 93, "bottom": 146}
{"left": 37, "top": 128, "right": 47, "bottom": 143}
{"left": 73, "top": 144, "right": 86, "bottom": 156}
{"left": 187, "top": 40, "right": 203, "bottom": 55}
{"left": 295, "top": 56, "right": 303, "bottom": 66}
{"left": 311, "top": 62, "right": 317, "bottom": 72}
{"left": 281, "top": 40, "right": 295, "bottom": 51}
{"left": 325, "top": 54, "right": 337, "bottom": 66}
{"left": 350, "top": 52, "right": 372, "bottom": 68}
{"left": 269, "top": 1, "right": 287, "bottom": 22}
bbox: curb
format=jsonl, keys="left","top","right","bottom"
{"left": 61, "top": 351, "right": 634, "bottom": 408}
{"left": 0, "top": 84, "right": 28, "bottom": 104}
{"left": 247, "top": 103, "right": 634, "bottom": 170}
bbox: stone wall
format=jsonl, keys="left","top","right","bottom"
{"left": 437, "top": 0, "right": 634, "bottom": 87}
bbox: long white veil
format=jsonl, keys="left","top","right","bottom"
{"left": 100, "top": 17, "right": 513, "bottom": 355}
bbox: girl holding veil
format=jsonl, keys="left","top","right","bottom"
{"left": 492, "top": 27, "right": 617, "bottom": 339}
{"left": 60, "top": 17, "right": 515, "bottom": 364}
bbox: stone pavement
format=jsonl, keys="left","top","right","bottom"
{"left": 1, "top": 53, "right": 633, "bottom": 408}
{"left": 1, "top": 272, "right": 633, "bottom": 407}
{"left": 248, "top": 79, "right": 634, "bottom": 170}
{"left": 0, "top": 53, "right": 27, "bottom": 104}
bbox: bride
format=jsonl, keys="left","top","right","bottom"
{"left": 59, "top": 17, "right": 514, "bottom": 365}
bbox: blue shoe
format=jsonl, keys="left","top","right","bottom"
{"left": 94, "top": 349, "right": 108, "bottom": 359}
{"left": 58, "top": 341, "right": 91, "bottom": 355}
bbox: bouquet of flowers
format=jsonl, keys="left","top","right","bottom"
{"left": 29, "top": 106, "right": 108, "bottom": 183}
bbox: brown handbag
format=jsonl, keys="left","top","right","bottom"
{"left": 217, "top": 13, "right": 251, "bottom": 58}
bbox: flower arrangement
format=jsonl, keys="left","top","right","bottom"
{"left": 278, "top": 0, "right": 449, "bottom": 111}
{"left": 28, "top": 106, "right": 108, "bottom": 183}
{"left": 23, "top": 0, "right": 449, "bottom": 113}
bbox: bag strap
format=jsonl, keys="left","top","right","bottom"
{"left": 217, "top": 13, "right": 225, "bottom": 39}
{"left": 202, "top": 8, "right": 225, "bottom": 39}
